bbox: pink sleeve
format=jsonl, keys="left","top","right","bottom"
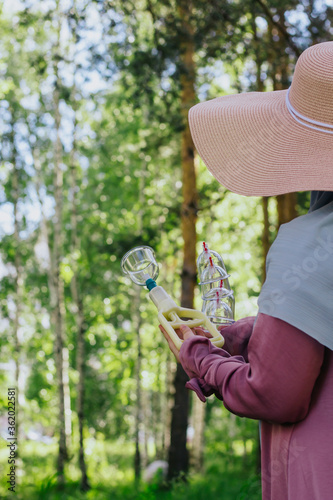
{"left": 220, "top": 316, "right": 256, "bottom": 361}
{"left": 179, "top": 312, "right": 324, "bottom": 423}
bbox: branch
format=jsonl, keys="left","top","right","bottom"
{"left": 146, "top": 0, "right": 162, "bottom": 52}
{"left": 255, "top": 0, "right": 301, "bottom": 57}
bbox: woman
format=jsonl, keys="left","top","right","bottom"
{"left": 160, "top": 42, "right": 333, "bottom": 500}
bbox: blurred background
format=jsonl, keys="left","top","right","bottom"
{"left": 0, "top": 0, "right": 331, "bottom": 498}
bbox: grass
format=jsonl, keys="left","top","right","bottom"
{"left": 0, "top": 438, "right": 261, "bottom": 500}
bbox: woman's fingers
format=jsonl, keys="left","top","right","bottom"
{"left": 218, "top": 324, "right": 231, "bottom": 332}
{"left": 159, "top": 324, "right": 168, "bottom": 336}
{"left": 158, "top": 323, "right": 196, "bottom": 361}
{"left": 158, "top": 325, "right": 180, "bottom": 361}
{"left": 178, "top": 324, "right": 195, "bottom": 340}
{"left": 193, "top": 326, "right": 213, "bottom": 338}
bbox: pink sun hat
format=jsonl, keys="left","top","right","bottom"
{"left": 188, "top": 41, "right": 333, "bottom": 197}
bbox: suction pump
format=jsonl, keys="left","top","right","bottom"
{"left": 121, "top": 245, "right": 225, "bottom": 351}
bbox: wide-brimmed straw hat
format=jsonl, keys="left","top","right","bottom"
{"left": 188, "top": 41, "right": 333, "bottom": 196}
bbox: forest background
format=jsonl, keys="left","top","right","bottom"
{"left": 0, "top": 0, "right": 332, "bottom": 499}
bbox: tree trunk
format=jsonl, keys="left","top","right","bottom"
{"left": 190, "top": 394, "right": 205, "bottom": 472}
{"left": 52, "top": 18, "right": 69, "bottom": 480}
{"left": 276, "top": 193, "right": 297, "bottom": 227}
{"left": 152, "top": 390, "right": 159, "bottom": 459}
{"left": 12, "top": 127, "right": 22, "bottom": 455}
{"left": 251, "top": 2, "right": 271, "bottom": 285}
{"left": 74, "top": 302, "right": 90, "bottom": 491}
{"left": 261, "top": 197, "right": 270, "bottom": 283}
{"left": 142, "top": 390, "right": 149, "bottom": 468}
{"left": 69, "top": 133, "right": 90, "bottom": 491}
{"left": 62, "top": 308, "right": 72, "bottom": 449}
{"left": 251, "top": 0, "right": 265, "bottom": 93}
{"left": 134, "top": 290, "right": 143, "bottom": 483}
{"left": 273, "top": 10, "right": 297, "bottom": 228}
{"left": 53, "top": 126, "right": 68, "bottom": 486}
{"left": 168, "top": 0, "right": 197, "bottom": 482}
{"left": 35, "top": 120, "right": 70, "bottom": 487}
{"left": 33, "top": 147, "right": 69, "bottom": 484}
{"left": 153, "top": 357, "right": 164, "bottom": 460}
{"left": 163, "top": 351, "right": 176, "bottom": 459}
{"left": 63, "top": 3, "right": 90, "bottom": 489}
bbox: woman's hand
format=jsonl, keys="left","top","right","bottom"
{"left": 158, "top": 324, "right": 213, "bottom": 362}
{"left": 158, "top": 324, "right": 193, "bottom": 362}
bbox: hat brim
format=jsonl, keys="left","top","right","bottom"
{"left": 189, "top": 90, "right": 333, "bottom": 197}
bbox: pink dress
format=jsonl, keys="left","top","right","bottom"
{"left": 179, "top": 313, "right": 333, "bottom": 500}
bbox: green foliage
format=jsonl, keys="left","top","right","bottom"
{"left": 0, "top": 439, "right": 260, "bottom": 499}
{"left": 0, "top": 0, "right": 331, "bottom": 497}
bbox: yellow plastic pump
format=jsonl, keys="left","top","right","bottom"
{"left": 121, "top": 246, "right": 224, "bottom": 351}
{"left": 149, "top": 285, "right": 224, "bottom": 350}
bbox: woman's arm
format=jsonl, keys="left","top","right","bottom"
{"left": 179, "top": 313, "right": 324, "bottom": 424}
{"left": 219, "top": 316, "right": 256, "bottom": 361}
